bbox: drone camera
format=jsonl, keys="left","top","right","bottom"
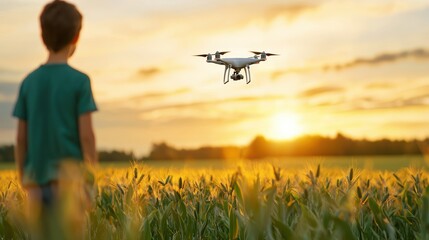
{"left": 231, "top": 74, "right": 244, "bottom": 80}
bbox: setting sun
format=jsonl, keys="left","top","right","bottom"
{"left": 268, "top": 112, "right": 303, "bottom": 140}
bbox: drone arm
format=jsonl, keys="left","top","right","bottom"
{"left": 248, "top": 59, "right": 263, "bottom": 65}
{"left": 208, "top": 60, "right": 226, "bottom": 65}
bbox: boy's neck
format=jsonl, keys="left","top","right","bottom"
{"left": 46, "top": 45, "right": 73, "bottom": 64}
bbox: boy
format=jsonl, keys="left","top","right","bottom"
{"left": 12, "top": 0, "right": 97, "bottom": 238}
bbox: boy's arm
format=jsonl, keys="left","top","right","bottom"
{"left": 79, "top": 113, "right": 97, "bottom": 166}
{"left": 15, "top": 120, "right": 27, "bottom": 184}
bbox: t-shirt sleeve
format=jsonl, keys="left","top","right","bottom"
{"left": 12, "top": 82, "right": 27, "bottom": 120}
{"left": 77, "top": 78, "right": 97, "bottom": 115}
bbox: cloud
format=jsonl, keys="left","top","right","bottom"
{"left": 365, "top": 82, "right": 395, "bottom": 89}
{"left": 97, "top": 94, "right": 282, "bottom": 129}
{"left": 136, "top": 67, "right": 162, "bottom": 79}
{"left": 271, "top": 67, "right": 312, "bottom": 79}
{"left": 323, "top": 48, "right": 429, "bottom": 71}
{"left": 311, "top": 100, "right": 344, "bottom": 108}
{"left": 298, "top": 86, "right": 344, "bottom": 98}
{"left": 94, "top": 106, "right": 144, "bottom": 128}
{"left": 130, "top": 88, "right": 191, "bottom": 101}
{"left": 153, "top": 116, "right": 241, "bottom": 125}
{"left": 272, "top": 48, "right": 429, "bottom": 79}
{"left": 315, "top": 84, "right": 429, "bottom": 112}
{"left": 262, "top": 3, "right": 318, "bottom": 21}
{"left": 222, "top": 2, "right": 319, "bottom": 32}
{"left": 125, "top": 1, "right": 319, "bottom": 41}
{"left": 0, "top": 81, "right": 19, "bottom": 102}
{"left": 385, "top": 85, "right": 429, "bottom": 107}
{"left": 141, "top": 95, "right": 285, "bottom": 113}
{"left": 0, "top": 68, "right": 24, "bottom": 80}
{"left": 383, "top": 121, "right": 429, "bottom": 130}
{"left": 399, "top": 93, "right": 429, "bottom": 106}
{"left": 343, "top": 93, "right": 429, "bottom": 112}
{"left": 0, "top": 102, "right": 15, "bottom": 129}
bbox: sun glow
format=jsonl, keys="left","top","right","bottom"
{"left": 268, "top": 112, "right": 303, "bottom": 140}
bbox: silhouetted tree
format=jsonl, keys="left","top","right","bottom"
{"left": 0, "top": 145, "right": 14, "bottom": 162}
{"left": 98, "top": 150, "right": 136, "bottom": 162}
{"left": 246, "top": 135, "right": 270, "bottom": 159}
{"left": 148, "top": 142, "right": 179, "bottom": 160}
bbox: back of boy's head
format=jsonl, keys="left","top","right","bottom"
{"left": 40, "top": 0, "right": 82, "bottom": 52}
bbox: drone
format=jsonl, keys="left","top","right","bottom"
{"left": 195, "top": 51, "right": 278, "bottom": 84}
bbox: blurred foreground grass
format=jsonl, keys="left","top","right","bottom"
{"left": 1, "top": 161, "right": 429, "bottom": 239}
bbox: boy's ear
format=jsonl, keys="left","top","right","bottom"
{"left": 71, "top": 33, "right": 80, "bottom": 44}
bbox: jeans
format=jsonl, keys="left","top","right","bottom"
{"left": 25, "top": 181, "right": 59, "bottom": 240}
{"left": 26, "top": 181, "right": 58, "bottom": 209}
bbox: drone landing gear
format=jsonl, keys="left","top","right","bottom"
{"left": 223, "top": 65, "right": 231, "bottom": 84}
{"left": 223, "top": 66, "right": 251, "bottom": 84}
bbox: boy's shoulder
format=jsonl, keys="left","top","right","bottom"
{"left": 63, "top": 64, "right": 90, "bottom": 79}
{"left": 22, "top": 64, "right": 90, "bottom": 86}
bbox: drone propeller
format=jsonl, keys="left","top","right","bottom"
{"left": 216, "top": 51, "right": 229, "bottom": 55}
{"left": 250, "top": 51, "right": 279, "bottom": 56}
{"left": 194, "top": 51, "right": 229, "bottom": 57}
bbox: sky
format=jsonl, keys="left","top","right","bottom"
{"left": 1, "top": 0, "right": 429, "bottom": 155}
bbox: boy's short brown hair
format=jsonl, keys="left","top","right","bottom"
{"left": 40, "top": 0, "right": 82, "bottom": 52}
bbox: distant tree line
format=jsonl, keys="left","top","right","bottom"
{"left": 1, "top": 133, "right": 429, "bottom": 162}
{"left": 98, "top": 150, "right": 137, "bottom": 162}
{"left": 147, "top": 142, "right": 243, "bottom": 160}
{"left": 0, "top": 145, "right": 137, "bottom": 163}
{"left": 148, "top": 133, "right": 429, "bottom": 160}
{"left": 245, "top": 133, "right": 429, "bottom": 159}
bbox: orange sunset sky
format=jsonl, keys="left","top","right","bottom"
{"left": 1, "top": 0, "right": 429, "bottom": 154}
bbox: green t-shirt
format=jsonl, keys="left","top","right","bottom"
{"left": 12, "top": 63, "right": 97, "bottom": 186}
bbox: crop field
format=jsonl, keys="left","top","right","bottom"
{"left": 1, "top": 158, "right": 429, "bottom": 239}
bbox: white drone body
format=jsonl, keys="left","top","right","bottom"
{"left": 195, "top": 51, "right": 278, "bottom": 84}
